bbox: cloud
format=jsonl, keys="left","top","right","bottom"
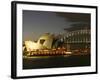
{"left": 55, "top": 12, "right": 90, "bottom": 23}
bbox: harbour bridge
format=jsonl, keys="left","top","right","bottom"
{"left": 62, "top": 29, "right": 91, "bottom": 50}
{"left": 63, "top": 29, "right": 90, "bottom": 43}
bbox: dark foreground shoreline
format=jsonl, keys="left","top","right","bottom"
{"left": 23, "top": 54, "right": 90, "bottom": 69}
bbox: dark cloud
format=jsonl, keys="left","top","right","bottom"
{"left": 55, "top": 12, "right": 90, "bottom": 23}
{"left": 55, "top": 12, "right": 90, "bottom": 31}
{"left": 64, "top": 23, "right": 90, "bottom": 31}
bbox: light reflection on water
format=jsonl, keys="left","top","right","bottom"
{"left": 23, "top": 55, "right": 70, "bottom": 59}
{"left": 23, "top": 54, "right": 90, "bottom": 69}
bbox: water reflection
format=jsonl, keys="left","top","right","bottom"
{"left": 23, "top": 54, "right": 90, "bottom": 69}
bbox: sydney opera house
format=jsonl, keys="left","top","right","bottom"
{"left": 23, "top": 33, "right": 70, "bottom": 56}
{"left": 23, "top": 25, "right": 90, "bottom": 56}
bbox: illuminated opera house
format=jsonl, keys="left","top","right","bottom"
{"left": 23, "top": 26, "right": 90, "bottom": 56}
{"left": 24, "top": 33, "right": 54, "bottom": 51}
{"left": 23, "top": 33, "right": 72, "bottom": 56}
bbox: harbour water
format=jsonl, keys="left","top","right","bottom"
{"left": 23, "top": 54, "right": 90, "bottom": 69}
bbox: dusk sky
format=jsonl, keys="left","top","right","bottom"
{"left": 23, "top": 10, "right": 90, "bottom": 41}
